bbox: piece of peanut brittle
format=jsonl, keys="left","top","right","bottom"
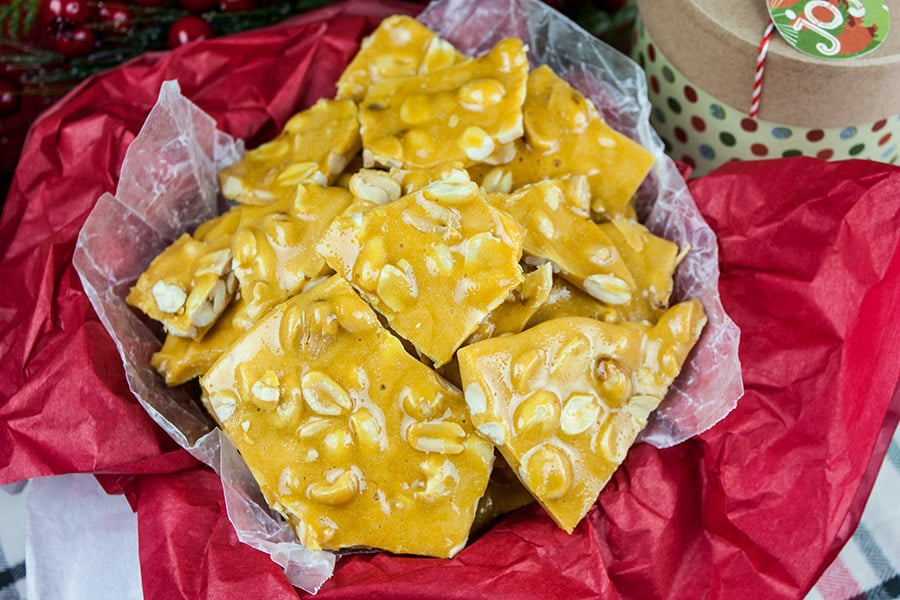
{"left": 336, "top": 14, "right": 466, "bottom": 102}
{"left": 471, "top": 65, "right": 655, "bottom": 219}
{"left": 316, "top": 170, "right": 525, "bottom": 366}
{"left": 219, "top": 98, "right": 360, "bottom": 205}
{"left": 200, "top": 275, "right": 494, "bottom": 558}
{"left": 359, "top": 37, "right": 528, "bottom": 170}
{"left": 457, "top": 299, "right": 706, "bottom": 532}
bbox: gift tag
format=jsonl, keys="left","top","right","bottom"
{"left": 767, "top": 0, "right": 891, "bottom": 59}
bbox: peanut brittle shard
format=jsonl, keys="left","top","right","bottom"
{"left": 200, "top": 275, "right": 494, "bottom": 558}
{"left": 359, "top": 37, "right": 529, "bottom": 170}
{"left": 471, "top": 65, "right": 655, "bottom": 219}
{"left": 457, "top": 300, "right": 705, "bottom": 533}
{"left": 336, "top": 15, "right": 466, "bottom": 102}
{"left": 219, "top": 98, "right": 361, "bottom": 205}
{"left": 316, "top": 170, "right": 525, "bottom": 366}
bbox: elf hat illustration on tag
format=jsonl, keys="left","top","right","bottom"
{"left": 633, "top": 0, "right": 899, "bottom": 176}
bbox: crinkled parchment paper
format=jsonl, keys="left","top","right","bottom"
{"left": 73, "top": 0, "right": 743, "bottom": 592}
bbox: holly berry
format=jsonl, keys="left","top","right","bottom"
{"left": 0, "top": 77, "right": 22, "bottom": 118}
{"left": 179, "top": 0, "right": 218, "bottom": 12}
{"left": 40, "top": 0, "right": 94, "bottom": 27}
{"left": 50, "top": 25, "right": 96, "bottom": 57}
{"left": 167, "top": 15, "right": 214, "bottom": 48}
{"left": 97, "top": 2, "right": 135, "bottom": 35}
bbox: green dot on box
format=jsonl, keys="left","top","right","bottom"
{"left": 782, "top": 149, "right": 803, "bottom": 157}
{"left": 719, "top": 131, "right": 736, "bottom": 147}
{"left": 667, "top": 97, "right": 682, "bottom": 114}
{"left": 849, "top": 143, "right": 866, "bottom": 156}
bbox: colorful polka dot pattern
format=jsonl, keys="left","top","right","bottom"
{"left": 632, "top": 17, "right": 900, "bottom": 177}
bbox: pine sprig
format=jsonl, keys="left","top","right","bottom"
{"left": 0, "top": 0, "right": 41, "bottom": 43}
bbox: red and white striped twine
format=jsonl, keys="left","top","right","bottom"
{"left": 750, "top": 18, "right": 776, "bottom": 119}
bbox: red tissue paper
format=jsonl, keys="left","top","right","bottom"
{"left": 1, "top": 0, "right": 898, "bottom": 598}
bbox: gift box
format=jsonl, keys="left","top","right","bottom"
{"left": 1, "top": 0, "right": 899, "bottom": 598}
{"left": 634, "top": 0, "right": 900, "bottom": 176}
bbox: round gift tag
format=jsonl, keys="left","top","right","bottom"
{"left": 767, "top": 0, "right": 891, "bottom": 59}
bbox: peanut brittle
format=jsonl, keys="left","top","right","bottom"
{"left": 471, "top": 65, "right": 655, "bottom": 219}
{"left": 359, "top": 37, "right": 528, "bottom": 170}
{"left": 336, "top": 15, "right": 466, "bottom": 102}
{"left": 316, "top": 170, "right": 525, "bottom": 366}
{"left": 127, "top": 212, "right": 239, "bottom": 340}
{"left": 527, "top": 275, "right": 621, "bottom": 327}
{"left": 200, "top": 275, "right": 494, "bottom": 558}
{"left": 466, "top": 262, "right": 553, "bottom": 344}
{"left": 598, "top": 219, "right": 680, "bottom": 324}
{"left": 457, "top": 299, "right": 706, "bottom": 532}
{"left": 488, "top": 177, "right": 637, "bottom": 308}
{"left": 219, "top": 98, "right": 360, "bottom": 205}
{"left": 231, "top": 185, "right": 353, "bottom": 324}
{"left": 148, "top": 186, "right": 353, "bottom": 386}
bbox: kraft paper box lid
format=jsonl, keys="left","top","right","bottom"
{"left": 636, "top": 0, "right": 900, "bottom": 128}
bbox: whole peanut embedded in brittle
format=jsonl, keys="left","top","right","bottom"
{"left": 527, "top": 275, "right": 622, "bottom": 327}
{"left": 200, "top": 275, "right": 494, "bottom": 558}
{"left": 219, "top": 98, "right": 361, "bottom": 205}
{"left": 457, "top": 300, "right": 705, "bottom": 533}
{"left": 316, "top": 170, "right": 525, "bottom": 366}
{"left": 335, "top": 15, "right": 466, "bottom": 102}
{"left": 488, "top": 177, "right": 636, "bottom": 307}
{"left": 359, "top": 37, "right": 528, "bottom": 170}
{"left": 469, "top": 65, "right": 655, "bottom": 220}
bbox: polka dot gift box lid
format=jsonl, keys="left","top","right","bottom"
{"left": 633, "top": 0, "right": 900, "bottom": 176}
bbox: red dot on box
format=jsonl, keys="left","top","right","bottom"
{"left": 741, "top": 118, "right": 758, "bottom": 132}
{"left": 683, "top": 85, "right": 698, "bottom": 103}
{"left": 751, "top": 143, "right": 769, "bottom": 156}
{"left": 872, "top": 119, "right": 888, "bottom": 132}
{"left": 650, "top": 76, "right": 660, "bottom": 95}
{"left": 807, "top": 129, "right": 825, "bottom": 142}
{"left": 817, "top": 149, "right": 834, "bottom": 160}
{"left": 648, "top": 43, "right": 656, "bottom": 62}
{"left": 879, "top": 132, "right": 893, "bottom": 146}
{"left": 681, "top": 155, "right": 696, "bottom": 169}
{"left": 690, "top": 115, "right": 706, "bottom": 132}
{"left": 675, "top": 127, "right": 688, "bottom": 143}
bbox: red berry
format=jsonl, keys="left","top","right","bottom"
{"left": 179, "top": 0, "right": 218, "bottom": 12}
{"left": 40, "top": 0, "right": 94, "bottom": 26}
{"left": 51, "top": 25, "right": 96, "bottom": 57}
{"left": 167, "top": 16, "right": 214, "bottom": 48}
{"left": 219, "top": 0, "right": 257, "bottom": 11}
{"left": 0, "top": 77, "right": 22, "bottom": 118}
{"left": 98, "top": 2, "right": 134, "bottom": 35}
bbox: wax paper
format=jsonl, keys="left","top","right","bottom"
{"left": 1, "top": 0, "right": 898, "bottom": 597}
